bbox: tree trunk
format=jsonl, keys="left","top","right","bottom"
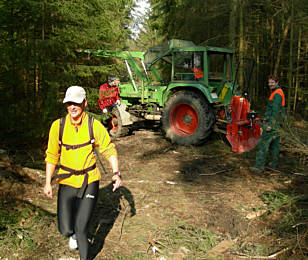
{"left": 293, "top": 26, "right": 302, "bottom": 114}
{"left": 273, "top": 17, "right": 291, "bottom": 76}
{"left": 287, "top": 0, "right": 294, "bottom": 115}
{"left": 229, "top": 0, "right": 237, "bottom": 49}
{"left": 255, "top": 15, "right": 261, "bottom": 102}
{"left": 270, "top": 18, "right": 274, "bottom": 74}
{"left": 238, "top": 0, "right": 244, "bottom": 91}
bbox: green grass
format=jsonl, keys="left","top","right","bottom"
{"left": 259, "top": 190, "right": 307, "bottom": 235}
{"left": 114, "top": 253, "right": 147, "bottom": 260}
{"left": 261, "top": 190, "right": 298, "bottom": 212}
{"left": 257, "top": 190, "right": 308, "bottom": 257}
{"left": 0, "top": 200, "right": 56, "bottom": 258}
{"left": 0, "top": 202, "right": 35, "bottom": 251}
{"left": 152, "top": 220, "right": 218, "bottom": 259}
{"left": 231, "top": 190, "right": 308, "bottom": 258}
{"left": 237, "top": 242, "right": 272, "bottom": 257}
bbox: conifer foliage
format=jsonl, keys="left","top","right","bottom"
{"left": 0, "top": 0, "right": 134, "bottom": 142}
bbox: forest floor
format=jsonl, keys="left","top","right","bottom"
{"left": 0, "top": 121, "right": 308, "bottom": 260}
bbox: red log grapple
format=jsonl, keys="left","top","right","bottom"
{"left": 226, "top": 95, "right": 261, "bottom": 153}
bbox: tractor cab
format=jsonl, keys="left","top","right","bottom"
{"left": 144, "top": 39, "right": 236, "bottom": 105}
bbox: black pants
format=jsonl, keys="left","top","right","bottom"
{"left": 57, "top": 181, "right": 99, "bottom": 260}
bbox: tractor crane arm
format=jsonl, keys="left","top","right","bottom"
{"left": 82, "top": 49, "right": 151, "bottom": 87}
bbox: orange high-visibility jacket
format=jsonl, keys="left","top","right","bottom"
{"left": 269, "top": 88, "right": 285, "bottom": 106}
{"left": 265, "top": 86, "right": 286, "bottom": 130}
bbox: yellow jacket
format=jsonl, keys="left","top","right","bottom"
{"left": 45, "top": 112, "right": 117, "bottom": 188}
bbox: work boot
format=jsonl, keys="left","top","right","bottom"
{"left": 268, "top": 162, "right": 277, "bottom": 170}
{"left": 69, "top": 234, "right": 78, "bottom": 250}
{"left": 248, "top": 166, "right": 263, "bottom": 174}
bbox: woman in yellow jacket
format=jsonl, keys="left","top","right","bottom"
{"left": 43, "top": 86, "right": 122, "bottom": 260}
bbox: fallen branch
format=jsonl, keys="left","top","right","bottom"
{"left": 147, "top": 235, "right": 164, "bottom": 255}
{"left": 265, "top": 167, "right": 281, "bottom": 173}
{"left": 192, "top": 154, "right": 220, "bottom": 158}
{"left": 200, "top": 169, "right": 229, "bottom": 176}
{"left": 293, "top": 172, "right": 308, "bottom": 176}
{"left": 233, "top": 247, "right": 291, "bottom": 259}
{"left": 152, "top": 238, "right": 169, "bottom": 249}
{"left": 292, "top": 222, "right": 308, "bottom": 228}
{"left": 119, "top": 198, "right": 129, "bottom": 241}
{"left": 162, "top": 147, "right": 173, "bottom": 153}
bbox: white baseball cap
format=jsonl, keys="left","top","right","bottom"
{"left": 63, "top": 86, "right": 86, "bottom": 103}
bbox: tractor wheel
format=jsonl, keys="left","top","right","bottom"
{"left": 108, "top": 107, "right": 129, "bottom": 138}
{"left": 161, "top": 90, "right": 215, "bottom": 145}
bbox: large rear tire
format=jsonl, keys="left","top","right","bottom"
{"left": 161, "top": 90, "right": 215, "bottom": 145}
{"left": 108, "top": 107, "right": 129, "bottom": 137}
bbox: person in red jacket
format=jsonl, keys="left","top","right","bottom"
{"left": 98, "top": 76, "right": 121, "bottom": 114}
{"left": 191, "top": 67, "right": 203, "bottom": 80}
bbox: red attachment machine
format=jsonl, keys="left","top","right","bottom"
{"left": 226, "top": 95, "right": 261, "bottom": 153}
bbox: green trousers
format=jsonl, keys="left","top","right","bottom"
{"left": 255, "top": 130, "right": 280, "bottom": 169}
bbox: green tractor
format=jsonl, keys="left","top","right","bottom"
{"left": 83, "top": 39, "right": 260, "bottom": 152}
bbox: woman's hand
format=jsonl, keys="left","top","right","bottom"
{"left": 112, "top": 175, "right": 122, "bottom": 192}
{"left": 44, "top": 183, "right": 53, "bottom": 198}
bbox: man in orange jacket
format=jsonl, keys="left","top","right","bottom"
{"left": 44, "top": 86, "right": 122, "bottom": 260}
{"left": 249, "top": 75, "right": 286, "bottom": 173}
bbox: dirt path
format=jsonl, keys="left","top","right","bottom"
{"left": 1, "top": 128, "right": 307, "bottom": 259}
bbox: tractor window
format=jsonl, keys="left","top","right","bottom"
{"left": 173, "top": 51, "right": 204, "bottom": 81}
{"left": 208, "top": 53, "right": 233, "bottom": 82}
